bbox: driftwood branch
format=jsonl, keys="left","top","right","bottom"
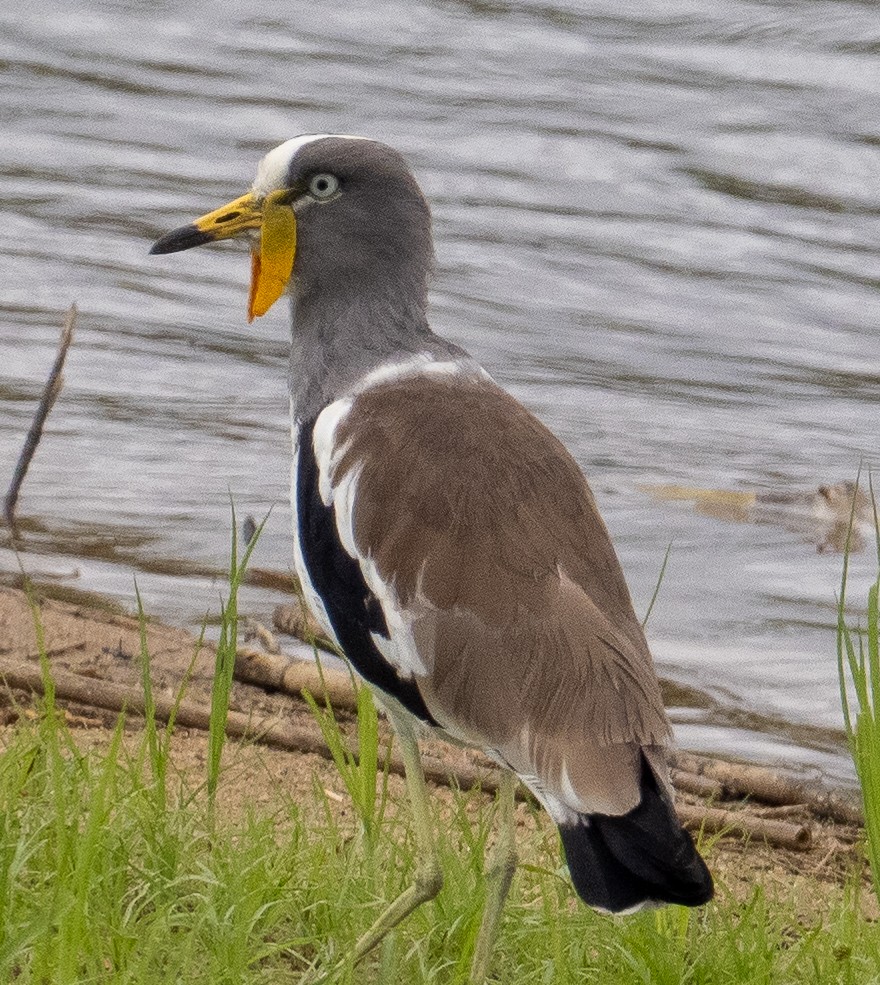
{"left": 272, "top": 603, "right": 335, "bottom": 652}
{"left": 0, "top": 655, "right": 821, "bottom": 851}
{"left": 670, "top": 768, "right": 724, "bottom": 800}
{"left": 0, "top": 654, "right": 331, "bottom": 759}
{"left": 0, "top": 654, "right": 501, "bottom": 796}
{"left": 3, "top": 304, "right": 77, "bottom": 536}
{"left": 236, "top": 645, "right": 355, "bottom": 708}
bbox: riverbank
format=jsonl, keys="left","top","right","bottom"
{"left": 1, "top": 583, "right": 879, "bottom": 981}
{"left": 0, "top": 582, "right": 872, "bottom": 889}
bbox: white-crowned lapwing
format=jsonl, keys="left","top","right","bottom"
{"left": 151, "top": 134, "right": 713, "bottom": 980}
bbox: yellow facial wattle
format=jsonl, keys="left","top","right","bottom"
{"left": 248, "top": 190, "right": 297, "bottom": 322}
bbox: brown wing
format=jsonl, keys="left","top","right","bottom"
{"left": 332, "top": 371, "right": 672, "bottom": 816}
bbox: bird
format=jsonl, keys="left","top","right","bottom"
{"left": 151, "top": 134, "right": 713, "bottom": 979}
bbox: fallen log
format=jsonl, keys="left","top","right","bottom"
{"left": 0, "top": 654, "right": 506, "bottom": 799}
{"left": 670, "top": 768, "right": 724, "bottom": 800}
{"left": 0, "top": 654, "right": 328, "bottom": 759}
{"left": 236, "top": 646, "right": 354, "bottom": 709}
{"left": 670, "top": 750, "right": 863, "bottom": 827}
{"left": 677, "top": 803, "right": 812, "bottom": 852}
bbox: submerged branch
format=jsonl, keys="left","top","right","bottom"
{"left": 3, "top": 305, "right": 77, "bottom": 536}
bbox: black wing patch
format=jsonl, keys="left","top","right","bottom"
{"left": 296, "top": 418, "right": 438, "bottom": 726}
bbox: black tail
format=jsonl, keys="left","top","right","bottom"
{"left": 559, "top": 758, "right": 713, "bottom": 913}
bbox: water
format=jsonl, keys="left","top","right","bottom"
{"left": 1, "top": 0, "right": 878, "bottom": 786}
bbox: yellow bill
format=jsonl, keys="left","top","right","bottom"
{"left": 150, "top": 189, "right": 297, "bottom": 321}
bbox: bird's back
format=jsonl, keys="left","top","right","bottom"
{"left": 305, "top": 368, "right": 670, "bottom": 813}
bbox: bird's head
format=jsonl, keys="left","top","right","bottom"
{"left": 150, "top": 135, "right": 434, "bottom": 322}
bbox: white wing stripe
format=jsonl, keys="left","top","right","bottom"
{"left": 312, "top": 398, "right": 354, "bottom": 506}
{"left": 309, "top": 394, "right": 431, "bottom": 682}
{"left": 332, "top": 463, "right": 362, "bottom": 559}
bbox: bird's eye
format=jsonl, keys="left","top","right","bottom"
{"left": 309, "top": 173, "right": 339, "bottom": 199}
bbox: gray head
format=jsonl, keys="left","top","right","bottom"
{"left": 151, "top": 135, "right": 461, "bottom": 417}
{"left": 151, "top": 134, "right": 434, "bottom": 322}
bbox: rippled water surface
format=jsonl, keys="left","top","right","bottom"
{"left": 1, "top": 0, "right": 878, "bottom": 784}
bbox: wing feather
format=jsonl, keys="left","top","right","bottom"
{"left": 324, "top": 372, "right": 673, "bottom": 815}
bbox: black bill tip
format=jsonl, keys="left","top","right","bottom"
{"left": 149, "top": 224, "right": 214, "bottom": 255}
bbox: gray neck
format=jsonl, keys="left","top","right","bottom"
{"left": 288, "top": 284, "right": 465, "bottom": 424}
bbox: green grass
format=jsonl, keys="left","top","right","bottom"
{"left": 206, "top": 503, "right": 266, "bottom": 822}
{"left": 1, "top": 524, "right": 880, "bottom": 982}
{"left": 0, "top": 699, "right": 878, "bottom": 984}
{"left": 838, "top": 474, "right": 880, "bottom": 907}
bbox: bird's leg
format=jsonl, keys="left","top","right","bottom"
{"left": 350, "top": 716, "right": 443, "bottom": 965}
{"left": 470, "top": 770, "right": 518, "bottom": 983}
